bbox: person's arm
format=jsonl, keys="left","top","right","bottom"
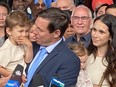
{"left": 93, "top": 84, "right": 99, "bottom": 87}
{"left": 0, "top": 66, "right": 11, "bottom": 77}
{"left": 18, "top": 36, "right": 33, "bottom": 63}
{"left": 23, "top": 39, "right": 33, "bottom": 63}
{"left": 0, "top": 75, "right": 11, "bottom": 87}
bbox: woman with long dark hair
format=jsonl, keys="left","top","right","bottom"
{"left": 86, "top": 14, "right": 116, "bottom": 87}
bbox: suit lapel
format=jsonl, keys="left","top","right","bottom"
{"left": 34, "top": 40, "right": 65, "bottom": 73}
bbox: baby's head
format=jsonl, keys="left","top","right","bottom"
{"left": 29, "top": 19, "right": 36, "bottom": 42}
{"left": 6, "top": 10, "right": 31, "bottom": 30}
{"left": 68, "top": 43, "right": 88, "bottom": 69}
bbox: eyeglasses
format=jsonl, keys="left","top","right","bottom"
{"left": 35, "top": 3, "right": 46, "bottom": 7}
{"left": 72, "top": 16, "right": 90, "bottom": 21}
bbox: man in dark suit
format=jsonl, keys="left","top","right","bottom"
{"left": 25, "top": 8, "right": 80, "bottom": 87}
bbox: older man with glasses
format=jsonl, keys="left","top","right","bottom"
{"left": 65, "top": 5, "right": 93, "bottom": 48}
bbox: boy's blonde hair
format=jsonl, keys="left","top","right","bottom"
{"left": 5, "top": 10, "right": 31, "bottom": 29}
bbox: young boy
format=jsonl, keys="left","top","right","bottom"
{"left": 68, "top": 43, "right": 93, "bottom": 87}
{"left": 0, "top": 10, "right": 33, "bottom": 77}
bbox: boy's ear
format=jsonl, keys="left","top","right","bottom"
{"left": 6, "top": 27, "right": 12, "bottom": 36}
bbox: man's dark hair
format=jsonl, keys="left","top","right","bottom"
{"left": 37, "top": 7, "right": 69, "bottom": 37}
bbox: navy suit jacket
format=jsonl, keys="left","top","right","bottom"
{"left": 27, "top": 40, "right": 80, "bottom": 87}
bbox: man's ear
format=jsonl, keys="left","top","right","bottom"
{"left": 53, "top": 29, "right": 61, "bottom": 38}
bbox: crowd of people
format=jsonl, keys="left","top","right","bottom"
{"left": 0, "top": 0, "right": 116, "bottom": 87}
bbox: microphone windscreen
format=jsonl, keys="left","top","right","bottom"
{"left": 5, "top": 64, "right": 24, "bottom": 87}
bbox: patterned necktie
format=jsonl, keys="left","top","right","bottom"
{"left": 25, "top": 48, "right": 47, "bottom": 87}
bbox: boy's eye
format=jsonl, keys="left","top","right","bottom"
{"left": 26, "top": 30, "right": 29, "bottom": 32}
{"left": 19, "top": 30, "right": 23, "bottom": 32}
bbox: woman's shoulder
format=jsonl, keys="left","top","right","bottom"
{"left": 87, "top": 54, "right": 94, "bottom": 62}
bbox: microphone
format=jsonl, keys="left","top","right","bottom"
{"left": 5, "top": 64, "right": 24, "bottom": 87}
{"left": 49, "top": 77, "right": 65, "bottom": 87}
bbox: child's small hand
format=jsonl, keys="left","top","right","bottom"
{"left": 18, "top": 37, "right": 32, "bottom": 46}
{"left": 18, "top": 36, "right": 33, "bottom": 63}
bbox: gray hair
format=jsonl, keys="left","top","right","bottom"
{"left": 71, "top": 5, "right": 92, "bottom": 18}
{"left": 56, "top": 0, "right": 75, "bottom": 7}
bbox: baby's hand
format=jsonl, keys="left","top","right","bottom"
{"left": 18, "top": 37, "right": 32, "bottom": 47}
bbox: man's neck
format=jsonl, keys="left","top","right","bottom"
{"left": 76, "top": 31, "right": 90, "bottom": 41}
{"left": 76, "top": 34, "right": 83, "bottom": 41}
